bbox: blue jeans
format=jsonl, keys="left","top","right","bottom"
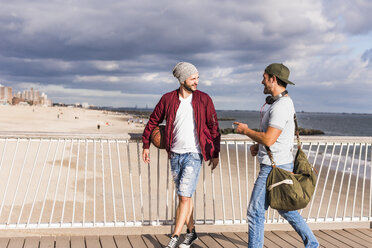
{"left": 170, "top": 152, "right": 203, "bottom": 197}
{"left": 248, "top": 163, "right": 319, "bottom": 248}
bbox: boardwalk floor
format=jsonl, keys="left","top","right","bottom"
{"left": 0, "top": 228, "right": 371, "bottom": 247}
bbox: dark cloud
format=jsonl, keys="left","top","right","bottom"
{"left": 0, "top": 0, "right": 371, "bottom": 112}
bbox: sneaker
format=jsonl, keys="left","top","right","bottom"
{"left": 179, "top": 228, "right": 198, "bottom": 248}
{"left": 165, "top": 235, "right": 179, "bottom": 248}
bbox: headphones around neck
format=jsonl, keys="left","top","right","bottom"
{"left": 265, "top": 90, "right": 288, "bottom": 104}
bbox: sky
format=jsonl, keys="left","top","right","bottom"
{"left": 0, "top": 0, "right": 371, "bottom": 113}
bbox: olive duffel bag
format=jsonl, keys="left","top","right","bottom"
{"left": 266, "top": 114, "right": 317, "bottom": 211}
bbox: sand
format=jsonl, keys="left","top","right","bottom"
{"left": 0, "top": 105, "right": 144, "bottom": 135}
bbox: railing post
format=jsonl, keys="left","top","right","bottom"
{"left": 72, "top": 139, "right": 81, "bottom": 225}
{"left": 61, "top": 139, "right": 74, "bottom": 226}
{"left": 343, "top": 143, "right": 357, "bottom": 221}
{"left": 0, "top": 138, "right": 20, "bottom": 221}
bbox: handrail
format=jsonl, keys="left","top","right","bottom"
{"left": 0, "top": 133, "right": 371, "bottom": 229}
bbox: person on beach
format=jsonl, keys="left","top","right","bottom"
{"left": 234, "top": 63, "right": 319, "bottom": 248}
{"left": 142, "top": 62, "right": 220, "bottom": 248}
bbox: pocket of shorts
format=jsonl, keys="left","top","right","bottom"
{"left": 170, "top": 152, "right": 176, "bottom": 159}
{"left": 191, "top": 153, "right": 202, "bottom": 161}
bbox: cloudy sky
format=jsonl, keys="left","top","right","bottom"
{"left": 1, "top": 0, "right": 371, "bottom": 113}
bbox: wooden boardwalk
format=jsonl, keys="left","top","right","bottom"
{"left": 0, "top": 228, "right": 371, "bottom": 247}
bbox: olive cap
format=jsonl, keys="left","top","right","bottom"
{"left": 265, "top": 63, "right": 295, "bottom": 85}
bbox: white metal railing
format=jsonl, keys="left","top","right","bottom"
{"left": 0, "top": 133, "right": 371, "bottom": 229}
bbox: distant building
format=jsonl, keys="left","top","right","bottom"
{"left": 82, "top": 102, "right": 90, "bottom": 108}
{"left": 17, "top": 87, "right": 52, "bottom": 106}
{"left": 12, "top": 97, "right": 23, "bottom": 105}
{"left": 0, "top": 84, "right": 53, "bottom": 106}
{"left": 0, "top": 85, "right": 12, "bottom": 104}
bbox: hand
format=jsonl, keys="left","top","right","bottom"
{"left": 208, "top": 157, "right": 219, "bottom": 170}
{"left": 234, "top": 122, "right": 248, "bottom": 135}
{"left": 250, "top": 144, "right": 259, "bottom": 156}
{"left": 142, "top": 148, "right": 150, "bottom": 163}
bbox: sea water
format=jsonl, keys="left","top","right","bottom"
{"left": 217, "top": 110, "right": 372, "bottom": 136}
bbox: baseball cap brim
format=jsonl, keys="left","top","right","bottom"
{"left": 277, "top": 77, "right": 295, "bottom": 85}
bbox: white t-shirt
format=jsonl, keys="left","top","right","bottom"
{"left": 258, "top": 96, "right": 295, "bottom": 165}
{"left": 171, "top": 94, "right": 201, "bottom": 154}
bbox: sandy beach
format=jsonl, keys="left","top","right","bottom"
{"left": 0, "top": 105, "right": 144, "bottom": 134}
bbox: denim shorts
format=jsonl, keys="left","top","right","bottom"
{"left": 170, "top": 152, "right": 203, "bottom": 197}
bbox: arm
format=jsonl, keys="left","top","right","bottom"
{"left": 141, "top": 96, "right": 166, "bottom": 163}
{"left": 234, "top": 122, "right": 282, "bottom": 147}
{"left": 206, "top": 96, "right": 220, "bottom": 169}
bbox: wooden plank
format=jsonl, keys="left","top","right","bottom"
{"left": 345, "top": 228, "right": 372, "bottom": 243}
{"left": 197, "top": 233, "right": 223, "bottom": 247}
{"left": 8, "top": 237, "right": 24, "bottom": 248}
{"left": 287, "top": 231, "right": 336, "bottom": 248}
{"left": 0, "top": 238, "right": 9, "bottom": 248}
{"left": 56, "top": 236, "right": 70, "bottom": 248}
{"left": 85, "top": 236, "right": 100, "bottom": 248}
{"left": 316, "top": 239, "right": 338, "bottom": 248}
{"left": 263, "top": 231, "right": 281, "bottom": 248}
{"left": 313, "top": 230, "right": 346, "bottom": 248}
{"left": 321, "top": 230, "right": 364, "bottom": 248}
{"left": 100, "top": 236, "right": 116, "bottom": 248}
{"left": 127, "top": 235, "right": 147, "bottom": 248}
{"left": 70, "top": 236, "right": 85, "bottom": 248}
{"left": 358, "top": 228, "right": 372, "bottom": 234}
{"left": 273, "top": 231, "right": 303, "bottom": 247}
{"left": 141, "top": 234, "right": 162, "bottom": 248}
{"left": 356, "top": 228, "right": 372, "bottom": 238}
{"left": 285, "top": 231, "right": 302, "bottom": 242}
{"left": 24, "top": 237, "right": 40, "bottom": 248}
{"left": 114, "top": 235, "right": 132, "bottom": 248}
{"left": 154, "top": 234, "right": 171, "bottom": 247}
{"left": 234, "top": 232, "right": 248, "bottom": 243}
{"left": 40, "top": 236, "right": 55, "bottom": 248}
{"left": 265, "top": 231, "right": 296, "bottom": 248}
{"left": 332, "top": 230, "right": 370, "bottom": 247}
{"left": 209, "top": 233, "right": 236, "bottom": 248}
{"left": 222, "top": 232, "right": 247, "bottom": 248}
{"left": 263, "top": 235, "right": 281, "bottom": 248}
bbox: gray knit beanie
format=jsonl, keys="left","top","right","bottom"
{"left": 172, "top": 62, "right": 198, "bottom": 83}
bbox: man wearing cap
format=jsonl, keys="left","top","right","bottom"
{"left": 142, "top": 62, "right": 220, "bottom": 248}
{"left": 234, "top": 63, "right": 319, "bottom": 247}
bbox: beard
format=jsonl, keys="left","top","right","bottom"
{"left": 183, "top": 83, "right": 196, "bottom": 92}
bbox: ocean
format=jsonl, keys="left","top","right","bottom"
{"left": 108, "top": 106, "right": 372, "bottom": 137}
{"left": 217, "top": 110, "right": 372, "bottom": 137}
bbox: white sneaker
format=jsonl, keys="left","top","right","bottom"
{"left": 165, "top": 235, "right": 179, "bottom": 248}
{"left": 179, "top": 228, "right": 198, "bottom": 248}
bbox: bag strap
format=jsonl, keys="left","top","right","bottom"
{"left": 294, "top": 114, "right": 301, "bottom": 149}
{"left": 265, "top": 145, "right": 276, "bottom": 167}
{"left": 265, "top": 114, "right": 300, "bottom": 167}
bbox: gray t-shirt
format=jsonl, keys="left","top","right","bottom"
{"left": 258, "top": 96, "right": 295, "bottom": 165}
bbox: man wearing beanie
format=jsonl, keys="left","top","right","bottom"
{"left": 142, "top": 62, "right": 220, "bottom": 248}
